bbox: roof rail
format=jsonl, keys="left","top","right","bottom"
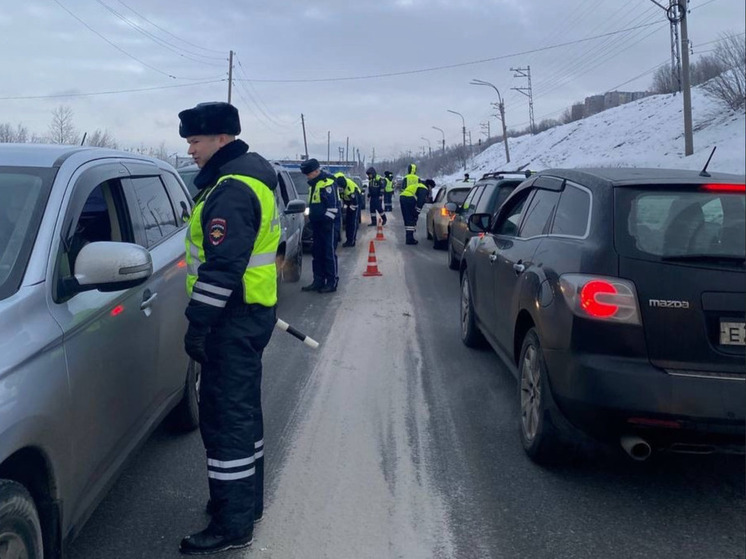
{"left": 479, "top": 170, "right": 532, "bottom": 180}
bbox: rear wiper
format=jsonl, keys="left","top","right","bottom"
{"left": 661, "top": 254, "right": 745, "bottom": 264}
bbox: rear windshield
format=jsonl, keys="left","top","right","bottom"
{"left": 0, "top": 167, "right": 56, "bottom": 300}
{"left": 447, "top": 188, "right": 470, "bottom": 205}
{"left": 615, "top": 187, "right": 745, "bottom": 260}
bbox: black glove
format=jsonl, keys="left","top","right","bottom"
{"left": 184, "top": 323, "right": 209, "bottom": 364}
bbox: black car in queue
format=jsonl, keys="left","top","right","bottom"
{"left": 459, "top": 167, "right": 745, "bottom": 464}
{"left": 447, "top": 171, "right": 531, "bottom": 270}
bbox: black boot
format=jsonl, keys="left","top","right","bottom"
{"left": 381, "top": 214, "right": 387, "bottom": 225}
{"left": 405, "top": 231, "right": 418, "bottom": 245}
{"left": 179, "top": 525, "right": 253, "bottom": 555}
{"left": 301, "top": 280, "right": 324, "bottom": 292}
{"left": 368, "top": 216, "right": 377, "bottom": 227}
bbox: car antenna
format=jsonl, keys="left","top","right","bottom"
{"left": 699, "top": 146, "right": 717, "bottom": 178}
{"left": 80, "top": 132, "right": 87, "bottom": 146}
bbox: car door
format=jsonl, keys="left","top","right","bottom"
{"left": 277, "top": 169, "right": 302, "bottom": 258}
{"left": 47, "top": 161, "right": 160, "bottom": 523}
{"left": 473, "top": 188, "right": 534, "bottom": 338}
{"left": 123, "top": 163, "right": 191, "bottom": 406}
{"left": 491, "top": 180, "right": 562, "bottom": 353}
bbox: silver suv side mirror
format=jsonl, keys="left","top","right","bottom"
{"left": 74, "top": 241, "right": 152, "bottom": 293}
{"left": 284, "top": 199, "right": 307, "bottom": 214}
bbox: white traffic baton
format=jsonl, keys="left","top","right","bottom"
{"left": 275, "top": 319, "right": 320, "bottom": 349}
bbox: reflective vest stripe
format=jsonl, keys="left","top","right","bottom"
{"left": 194, "top": 281, "right": 232, "bottom": 297}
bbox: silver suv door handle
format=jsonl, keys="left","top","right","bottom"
{"left": 513, "top": 263, "right": 526, "bottom": 274}
{"left": 489, "top": 253, "right": 498, "bottom": 263}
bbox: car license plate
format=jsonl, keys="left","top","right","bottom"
{"left": 720, "top": 321, "right": 746, "bottom": 346}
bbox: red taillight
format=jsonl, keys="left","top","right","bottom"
{"left": 580, "top": 280, "right": 618, "bottom": 318}
{"left": 177, "top": 259, "right": 187, "bottom": 269}
{"left": 701, "top": 183, "right": 745, "bottom": 193}
{"left": 627, "top": 417, "right": 682, "bottom": 429}
{"left": 110, "top": 304, "right": 125, "bottom": 317}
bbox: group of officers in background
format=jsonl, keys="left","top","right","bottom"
{"left": 298, "top": 159, "right": 436, "bottom": 292}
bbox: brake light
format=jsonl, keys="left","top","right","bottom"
{"left": 580, "top": 280, "right": 618, "bottom": 318}
{"left": 559, "top": 274, "right": 641, "bottom": 325}
{"left": 440, "top": 207, "right": 451, "bottom": 217}
{"left": 701, "top": 183, "right": 745, "bottom": 193}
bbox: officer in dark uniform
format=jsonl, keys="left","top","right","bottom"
{"left": 383, "top": 171, "right": 395, "bottom": 212}
{"left": 399, "top": 163, "right": 429, "bottom": 245}
{"left": 334, "top": 171, "right": 361, "bottom": 247}
{"left": 178, "top": 102, "right": 279, "bottom": 555}
{"left": 366, "top": 166, "right": 387, "bottom": 227}
{"left": 300, "top": 158, "right": 340, "bottom": 293}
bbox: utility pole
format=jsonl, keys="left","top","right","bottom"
{"left": 346, "top": 137, "right": 349, "bottom": 163}
{"left": 669, "top": 0, "right": 682, "bottom": 92}
{"left": 432, "top": 126, "right": 445, "bottom": 153}
{"left": 650, "top": 0, "right": 693, "bottom": 155}
{"left": 300, "top": 114, "right": 309, "bottom": 160}
{"left": 372, "top": 147, "right": 375, "bottom": 165}
{"left": 480, "top": 121, "right": 490, "bottom": 139}
{"left": 227, "top": 50, "right": 234, "bottom": 103}
{"left": 510, "top": 66, "right": 535, "bottom": 134}
{"left": 679, "top": 1, "right": 693, "bottom": 155}
{"left": 471, "top": 79, "right": 510, "bottom": 163}
{"left": 447, "top": 110, "right": 466, "bottom": 148}
{"left": 420, "top": 137, "right": 432, "bottom": 157}
{"left": 338, "top": 147, "right": 344, "bottom": 162}
{"left": 327, "top": 131, "right": 330, "bottom": 165}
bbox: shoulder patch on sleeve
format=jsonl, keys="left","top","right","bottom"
{"left": 325, "top": 186, "right": 332, "bottom": 194}
{"left": 208, "top": 218, "right": 227, "bottom": 245}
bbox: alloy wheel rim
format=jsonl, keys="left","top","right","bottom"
{"left": 520, "top": 345, "right": 541, "bottom": 441}
{"left": 0, "top": 532, "right": 29, "bottom": 559}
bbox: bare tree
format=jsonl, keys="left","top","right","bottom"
{"left": 86, "top": 129, "right": 118, "bottom": 149}
{"left": 652, "top": 64, "right": 679, "bottom": 94}
{"left": 48, "top": 105, "right": 80, "bottom": 145}
{"left": 0, "top": 123, "right": 30, "bottom": 143}
{"left": 703, "top": 32, "right": 746, "bottom": 111}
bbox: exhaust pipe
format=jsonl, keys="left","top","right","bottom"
{"left": 620, "top": 435, "right": 652, "bottom": 461}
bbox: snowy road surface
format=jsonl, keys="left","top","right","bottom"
{"left": 67, "top": 210, "right": 745, "bottom": 559}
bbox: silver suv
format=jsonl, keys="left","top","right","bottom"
{"left": 0, "top": 144, "right": 200, "bottom": 558}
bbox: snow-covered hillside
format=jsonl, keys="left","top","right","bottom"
{"left": 446, "top": 86, "right": 745, "bottom": 183}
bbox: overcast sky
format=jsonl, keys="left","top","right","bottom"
{"left": 2, "top": 0, "right": 743, "bottom": 162}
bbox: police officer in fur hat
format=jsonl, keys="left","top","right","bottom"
{"left": 178, "top": 102, "right": 278, "bottom": 555}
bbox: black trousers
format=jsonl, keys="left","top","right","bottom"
{"left": 369, "top": 196, "right": 385, "bottom": 225}
{"left": 201, "top": 304, "right": 275, "bottom": 537}
{"left": 383, "top": 191, "right": 393, "bottom": 212}
{"left": 311, "top": 221, "right": 338, "bottom": 286}
{"left": 345, "top": 205, "right": 360, "bottom": 244}
{"left": 400, "top": 195, "right": 418, "bottom": 241}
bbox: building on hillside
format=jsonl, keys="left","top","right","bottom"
{"left": 584, "top": 95, "right": 605, "bottom": 117}
{"left": 603, "top": 90, "right": 650, "bottom": 110}
{"left": 571, "top": 103, "right": 585, "bottom": 121}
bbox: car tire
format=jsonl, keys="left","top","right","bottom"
{"left": 433, "top": 229, "right": 447, "bottom": 250}
{"left": 447, "top": 238, "right": 459, "bottom": 270}
{"left": 0, "top": 480, "right": 43, "bottom": 559}
{"left": 168, "top": 359, "right": 200, "bottom": 432}
{"left": 426, "top": 219, "right": 433, "bottom": 240}
{"left": 460, "top": 272, "right": 485, "bottom": 347}
{"left": 518, "top": 328, "right": 562, "bottom": 464}
{"left": 284, "top": 248, "right": 302, "bottom": 283}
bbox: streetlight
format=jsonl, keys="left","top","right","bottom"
{"left": 420, "top": 137, "right": 432, "bottom": 157}
{"left": 432, "top": 126, "right": 445, "bottom": 153}
{"left": 470, "top": 79, "right": 510, "bottom": 163}
{"left": 447, "top": 109, "right": 466, "bottom": 149}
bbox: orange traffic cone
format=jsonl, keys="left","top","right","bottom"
{"left": 363, "top": 240, "right": 383, "bottom": 277}
{"left": 375, "top": 221, "right": 386, "bottom": 241}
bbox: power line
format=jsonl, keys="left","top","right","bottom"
{"left": 116, "top": 0, "right": 227, "bottom": 55}
{"left": 233, "top": 21, "right": 664, "bottom": 84}
{"left": 50, "top": 0, "right": 223, "bottom": 81}
{"left": 0, "top": 79, "right": 226, "bottom": 100}
{"left": 95, "top": 0, "right": 226, "bottom": 65}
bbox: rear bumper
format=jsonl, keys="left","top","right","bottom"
{"left": 543, "top": 349, "right": 746, "bottom": 446}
